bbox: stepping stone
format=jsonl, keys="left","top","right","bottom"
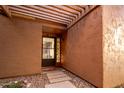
{"left": 45, "top": 81, "right": 76, "bottom": 88}
{"left": 47, "top": 74, "right": 67, "bottom": 79}
{"left": 48, "top": 76, "right": 71, "bottom": 83}
{"left": 47, "top": 71, "right": 65, "bottom": 77}
{"left": 47, "top": 70, "right": 63, "bottom": 74}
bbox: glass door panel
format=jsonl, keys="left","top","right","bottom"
{"left": 42, "top": 37, "right": 55, "bottom": 67}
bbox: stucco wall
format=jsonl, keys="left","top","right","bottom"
{"left": 0, "top": 15, "right": 42, "bottom": 78}
{"left": 103, "top": 6, "right": 124, "bottom": 87}
{"left": 62, "top": 6, "right": 103, "bottom": 87}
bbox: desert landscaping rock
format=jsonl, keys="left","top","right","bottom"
{"left": 0, "top": 67, "right": 96, "bottom": 88}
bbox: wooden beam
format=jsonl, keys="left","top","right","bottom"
{"left": 37, "top": 5, "right": 76, "bottom": 22}
{"left": 34, "top": 5, "right": 73, "bottom": 20}
{"left": 10, "top": 7, "right": 70, "bottom": 25}
{"left": 64, "top": 5, "right": 82, "bottom": 12}
{"left": 27, "top": 5, "right": 73, "bottom": 21}
{"left": 21, "top": 5, "right": 72, "bottom": 22}
{"left": 38, "top": 5, "right": 76, "bottom": 19}
{"left": 11, "top": 12, "right": 67, "bottom": 30}
{"left": 1, "top": 5, "right": 11, "bottom": 18}
{"left": 11, "top": 10, "right": 69, "bottom": 25}
{"left": 67, "top": 5, "right": 99, "bottom": 29}
{"left": 54, "top": 5, "right": 81, "bottom": 19}
{"left": 79, "top": 5, "right": 87, "bottom": 8}
{"left": 11, "top": 12, "right": 35, "bottom": 20}
{"left": 50, "top": 5, "right": 79, "bottom": 18}
{"left": 52, "top": 5, "right": 79, "bottom": 14}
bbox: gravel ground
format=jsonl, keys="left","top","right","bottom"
{"left": 0, "top": 67, "right": 95, "bottom": 88}
{"left": 0, "top": 74, "right": 44, "bottom": 88}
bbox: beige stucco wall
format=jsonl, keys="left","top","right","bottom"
{"left": 0, "top": 15, "right": 42, "bottom": 78}
{"left": 62, "top": 6, "right": 103, "bottom": 87}
{"left": 103, "top": 6, "right": 124, "bottom": 87}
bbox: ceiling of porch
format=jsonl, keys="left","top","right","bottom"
{"left": 0, "top": 5, "right": 97, "bottom": 30}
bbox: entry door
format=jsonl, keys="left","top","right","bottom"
{"left": 42, "top": 37, "right": 56, "bottom": 67}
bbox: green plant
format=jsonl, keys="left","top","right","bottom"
{"left": 3, "top": 81, "right": 25, "bottom": 88}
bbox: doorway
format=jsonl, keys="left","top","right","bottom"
{"left": 42, "top": 37, "right": 56, "bottom": 67}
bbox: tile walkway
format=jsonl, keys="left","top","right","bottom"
{"left": 0, "top": 66, "right": 95, "bottom": 88}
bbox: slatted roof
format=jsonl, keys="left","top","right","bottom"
{"left": 0, "top": 5, "right": 97, "bottom": 29}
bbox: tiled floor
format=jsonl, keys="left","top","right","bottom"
{"left": 0, "top": 66, "right": 95, "bottom": 88}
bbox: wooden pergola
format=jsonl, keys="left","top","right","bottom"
{"left": 0, "top": 5, "right": 98, "bottom": 30}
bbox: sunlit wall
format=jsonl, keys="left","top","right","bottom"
{"left": 103, "top": 5, "right": 124, "bottom": 87}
